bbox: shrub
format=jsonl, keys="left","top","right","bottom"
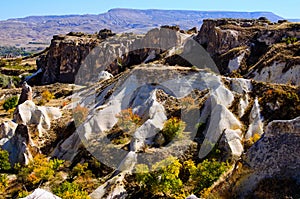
{"left": 39, "top": 90, "right": 55, "bottom": 105}
{"left": 3, "top": 96, "right": 18, "bottom": 111}
{"left": 282, "top": 37, "right": 298, "bottom": 45}
{"left": 16, "top": 154, "right": 63, "bottom": 187}
{"left": 0, "top": 174, "right": 8, "bottom": 193}
{"left": 161, "top": 117, "right": 185, "bottom": 144}
{"left": 186, "top": 159, "right": 230, "bottom": 194}
{"left": 0, "top": 74, "right": 9, "bottom": 88}
{"left": 136, "top": 156, "right": 184, "bottom": 198}
{"left": 135, "top": 157, "right": 230, "bottom": 198}
{"left": 70, "top": 163, "right": 92, "bottom": 179}
{"left": 244, "top": 133, "right": 261, "bottom": 149}
{"left": 0, "top": 149, "right": 11, "bottom": 171}
{"left": 52, "top": 181, "right": 90, "bottom": 199}
{"left": 18, "top": 190, "right": 30, "bottom": 198}
{"left": 116, "top": 108, "right": 141, "bottom": 132}
{"left": 73, "top": 105, "right": 89, "bottom": 126}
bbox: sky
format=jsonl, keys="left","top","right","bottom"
{"left": 0, "top": 0, "right": 299, "bottom": 20}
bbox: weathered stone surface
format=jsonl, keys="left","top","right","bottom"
{"left": 195, "top": 19, "right": 300, "bottom": 81}
{"left": 234, "top": 117, "right": 300, "bottom": 198}
{"left": 21, "top": 188, "right": 61, "bottom": 199}
{"left": 37, "top": 27, "right": 188, "bottom": 85}
{"left": 245, "top": 98, "right": 264, "bottom": 139}
{"left": 2, "top": 124, "right": 37, "bottom": 166}
{"left": 0, "top": 121, "right": 17, "bottom": 139}
{"left": 14, "top": 100, "right": 62, "bottom": 136}
{"left": 252, "top": 62, "right": 300, "bottom": 85}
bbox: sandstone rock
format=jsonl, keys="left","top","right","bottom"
{"left": 0, "top": 121, "right": 17, "bottom": 139}
{"left": 228, "top": 52, "right": 245, "bottom": 72}
{"left": 245, "top": 98, "right": 264, "bottom": 139}
{"left": 98, "top": 71, "right": 113, "bottom": 81}
{"left": 234, "top": 117, "right": 300, "bottom": 198}
{"left": 18, "top": 81, "right": 32, "bottom": 105}
{"left": 14, "top": 100, "right": 62, "bottom": 136}
{"left": 21, "top": 188, "right": 61, "bottom": 199}
{"left": 199, "top": 104, "right": 243, "bottom": 159}
{"left": 90, "top": 172, "right": 127, "bottom": 199}
{"left": 2, "top": 124, "right": 37, "bottom": 165}
{"left": 186, "top": 194, "right": 200, "bottom": 199}
{"left": 252, "top": 62, "right": 300, "bottom": 85}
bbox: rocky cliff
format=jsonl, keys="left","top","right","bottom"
{"left": 195, "top": 19, "right": 300, "bottom": 85}
{"left": 34, "top": 19, "right": 300, "bottom": 86}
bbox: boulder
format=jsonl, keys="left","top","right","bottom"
{"left": 21, "top": 188, "right": 61, "bottom": 199}
{"left": 234, "top": 117, "right": 300, "bottom": 198}
{"left": 0, "top": 120, "right": 17, "bottom": 139}
{"left": 14, "top": 100, "right": 62, "bottom": 136}
{"left": 2, "top": 124, "right": 37, "bottom": 165}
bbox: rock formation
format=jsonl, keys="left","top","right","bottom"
{"left": 195, "top": 19, "right": 300, "bottom": 84}
{"left": 233, "top": 117, "right": 300, "bottom": 198}
{"left": 18, "top": 81, "right": 32, "bottom": 105}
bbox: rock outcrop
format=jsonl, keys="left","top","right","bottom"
{"left": 14, "top": 100, "right": 62, "bottom": 136}
{"left": 36, "top": 27, "right": 189, "bottom": 85}
{"left": 50, "top": 64, "right": 297, "bottom": 197}
{"left": 195, "top": 19, "right": 300, "bottom": 84}
{"left": 18, "top": 81, "right": 33, "bottom": 105}
{"left": 21, "top": 188, "right": 61, "bottom": 199}
{"left": 2, "top": 124, "right": 38, "bottom": 166}
{"left": 233, "top": 117, "right": 300, "bottom": 198}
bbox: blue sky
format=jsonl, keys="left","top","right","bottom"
{"left": 0, "top": 0, "right": 298, "bottom": 20}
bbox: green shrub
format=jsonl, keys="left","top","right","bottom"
{"left": 52, "top": 181, "right": 90, "bottom": 199}
{"left": 136, "top": 156, "right": 185, "bottom": 198}
{"left": 18, "top": 190, "right": 30, "bottom": 198}
{"left": 136, "top": 157, "right": 230, "bottom": 198}
{"left": 161, "top": 117, "right": 185, "bottom": 144}
{"left": 0, "top": 174, "right": 8, "bottom": 193}
{"left": 0, "top": 74, "right": 10, "bottom": 88}
{"left": 3, "top": 96, "right": 18, "bottom": 111}
{"left": 282, "top": 37, "right": 298, "bottom": 45}
{"left": 0, "top": 149, "right": 11, "bottom": 171}
{"left": 185, "top": 159, "right": 230, "bottom": 194}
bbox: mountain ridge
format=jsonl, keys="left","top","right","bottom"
{"left": 0, "top": 8, "right": 295, "bottom": 52}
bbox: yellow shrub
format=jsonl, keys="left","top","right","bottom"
{"left": 39, "top": 90, "right": 55, "bottom": 105}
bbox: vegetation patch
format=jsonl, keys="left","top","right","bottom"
{"left": 3, "top": 95, "right": 18, "bottom": 111}
{"left": 134, "top": 156, "right": 230, "bottom": 198}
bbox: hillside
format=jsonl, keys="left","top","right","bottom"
{"left": 0, "top": 18, "right": 299, "bottom": 199}
{"left": 0, "top": 8, "right": 286, "bottom": 51}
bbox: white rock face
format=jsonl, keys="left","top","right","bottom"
{"left": 228, "top": 52, "right": 245, "bottom": 72}
{"left": 199, "top": 104, "right": 243, "bottom": 159}
{"left": 21, "top": 188, "right": 61, "bottom": 199}
{"left": 230, "top": 78, "right": 252, "bottom": 118}
{"left": 2, "top": 124, "right": 36, "bottom": 166}
{"left": 253, "top": 62, "right": 300, "bottom": 85}
{"left": 98, "top": 71, "right": 113, "bottom": 81}
{"left": 13, "top": 100, "right": 62, "bottom": 136}
{"left": 90, "top": 173, "right": 127, "bottom": 199}
{"left": 245, "top": 98, "right": 264, "bottom": 139}
{"left": 0, "top": 121, "right": 17, "bottom": 139}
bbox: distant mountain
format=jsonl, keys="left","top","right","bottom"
{"left": 288, "top": 19, "right": 300, "bottom": 22}
{"left": 0, "top": 8, "right": 292, "bottom": 51}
